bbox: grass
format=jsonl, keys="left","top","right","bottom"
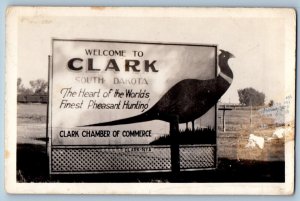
{"left": 17, "top": 103, "right": 47, "bottom": 124}
{"left": 150, "top": 127, "right": 216, "bottom": 145}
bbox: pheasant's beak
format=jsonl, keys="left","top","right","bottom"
{"left": 229, "top": 52, "right": 235, "bottom": 58}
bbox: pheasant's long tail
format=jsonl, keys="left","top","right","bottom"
{"left": 80, "top": 111, "right": 155, "bottom": 127}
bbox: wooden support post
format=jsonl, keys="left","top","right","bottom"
{"left": 170, "top": 116, "right": 180, "bottom": 174}
{"left": 192, "top": 120, "right": 195, "bottom": 132}
{"left": 250, "top": 105, "right": 253, "bottom": 132}
{"left": 218, "top": 105, "right": 232, "bottom": 132}
{"left": 47, "top": 55, "right": 51, "bottom": 175}
{"left": 222, "top": 110, "right": 226, "bottom": 132}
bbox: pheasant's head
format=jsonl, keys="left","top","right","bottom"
{"left": 219, "top": 49, "right": 235, "bottom": 61}
{"left": 218, "top": 49, "right": 234, "bottom": 79}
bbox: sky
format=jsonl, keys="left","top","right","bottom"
{"left": 17, "top": 8, "right": 293, "bottom": 105}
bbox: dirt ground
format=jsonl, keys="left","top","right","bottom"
{"left": 17, "top": 103, "right": 287, "bottom": 182}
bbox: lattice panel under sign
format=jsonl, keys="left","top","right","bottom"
{"left": 51, "top": 145, "right": 216, "bottom": 173}
{"left": 180, "top": 145, "right": 215, "bottom": 169}
{"left": 51, "top": 146, "right": 171, "bottom": 172}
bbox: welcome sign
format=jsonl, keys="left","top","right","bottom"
{"left": 6, "top": 7, "right": 295, "bottom": 194}
{"left": 49, "top": 39, "right": 217, "bottom": 174}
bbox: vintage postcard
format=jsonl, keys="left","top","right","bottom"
{"left": 5, "top": 7, "right": 295, "bottom": 194}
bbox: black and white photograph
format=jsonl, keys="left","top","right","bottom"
{"left": 5, "top": 7, "right": 295, "bottom": 194}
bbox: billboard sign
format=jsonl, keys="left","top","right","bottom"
{"left": 49, "top": 39, "right": 217, "bottom": 174}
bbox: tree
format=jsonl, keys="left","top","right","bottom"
{"left": 238, "top": 87, "right": 265, "bottom": 106}
{"left": 17, "top": 78, "right": 33, "bottom": 95}
{"left": 17, "top": 78, "right": 22, "bottom": 88}
{"left": 17, "top": 78, "right": 23, "bottom": 93}
{"left": 29, "top": 79, "right": 48, "bottom": 95}
{"left": 268, "top": 100, "right": 274, "bottom": 107}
